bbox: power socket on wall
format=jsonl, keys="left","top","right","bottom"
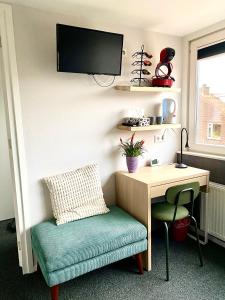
{"left": 154, "top": 135, "right": 164, "bottom": 143}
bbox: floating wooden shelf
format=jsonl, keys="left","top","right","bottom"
{"left": 117, "top": 123, "right": 181, "bottom": 132}
{"left": 115, "top": 85, "right": 181, "bottom": 93}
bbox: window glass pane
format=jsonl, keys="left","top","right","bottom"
{"left": 196, "top": 52, "right": 225, "bottom": 146}
{"left": 207, "top": 123, "right": 221, "bottom": 140}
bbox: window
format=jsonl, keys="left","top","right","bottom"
{"left": 189, "top": 30, "right": 225, "bottom": 155}
{"left": 207, "top": 123, "right": 221, "bottom": 140}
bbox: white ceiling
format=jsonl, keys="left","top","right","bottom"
{"left": 5, "top": 0, "right": 225, "bottom": 36}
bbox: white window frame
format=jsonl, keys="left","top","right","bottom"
{"left": 189, "top": 29, "right": 225, "bottom": 156}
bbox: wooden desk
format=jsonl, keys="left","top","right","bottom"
{"left": 116, "top": 164, "right": 209, "bottom": 271}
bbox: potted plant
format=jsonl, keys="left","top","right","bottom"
{"left": 120, "top": 133, "right": 145, "bottom": 173}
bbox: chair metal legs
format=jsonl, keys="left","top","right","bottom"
{"left": 190, "top": 216, "right": 203, "bottom": 267}
{"left": 163, "top": 222, "right": 169, "bottom": 281}
{"left": 162, "top": 217, "right": 202, "bottom": 281}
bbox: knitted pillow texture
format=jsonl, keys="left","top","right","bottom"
{"left": 44, "top": 164, "right": 109, "bottom": 225}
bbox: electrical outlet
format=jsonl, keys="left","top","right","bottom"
{"left": 122, "top": 49, "right": 127, "bottom": 56}
{"left": 154, "top": 135, "right": 164, "bottom": 143}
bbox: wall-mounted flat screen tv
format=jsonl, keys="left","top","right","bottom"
{"left": 56, "top": 24, "right": 124, "bottom": 76}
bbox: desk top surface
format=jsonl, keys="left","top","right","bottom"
{"left": 117, "top": 164, "right": 209, "bottom": 186}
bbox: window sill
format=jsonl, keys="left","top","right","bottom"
{"left": 177, "top": 150, "right": 225, "bottom": 161}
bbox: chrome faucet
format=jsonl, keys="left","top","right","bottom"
{"left": 176, "top": 127, "right": 189, "bottom": 168}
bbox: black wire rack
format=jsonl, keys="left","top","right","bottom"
{"left": 131, "top": 45, "right": 152, "bottom": 87}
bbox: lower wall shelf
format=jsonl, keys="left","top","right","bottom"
{"left": 117, "top": 123, "right": 181, "bottom": 131}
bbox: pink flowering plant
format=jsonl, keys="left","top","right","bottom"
{"left": 120, "top": 133, "right": 145, "bottom": 157}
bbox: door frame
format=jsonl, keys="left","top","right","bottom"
{"left": 0, "top": 3, "right": 33, "bottom": 274}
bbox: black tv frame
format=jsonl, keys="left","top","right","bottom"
{"left": 56, "top": 24, "right": 124, "bottom": 76}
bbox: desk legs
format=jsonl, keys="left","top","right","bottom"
{"left": 116, "top": 174, "right": 151, "bottom": 271}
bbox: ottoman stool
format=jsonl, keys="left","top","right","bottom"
{"left": 31, "top": 206, "right": 147, "bottom": 300}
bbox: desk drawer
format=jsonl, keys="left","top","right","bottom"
{"left": 150, "top": 175, "right": 207, "bottom": 198}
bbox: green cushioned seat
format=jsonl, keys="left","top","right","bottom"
{"left": 31, "top": 206, "right": 147, "bottom": 287}
{"left": 152, "top": 202, "right": 189, "bottom": 221}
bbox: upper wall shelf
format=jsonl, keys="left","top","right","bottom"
{"left": 115, "top": 85, "right": 181, "bottom": 93}
{"left": 117, "top": 123, "right": 181, "bottom": 132}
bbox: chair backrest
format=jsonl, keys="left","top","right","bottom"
{"left": 166, "top": 182, "right": 200, "bottom": 206}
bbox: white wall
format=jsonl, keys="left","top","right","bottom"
{"left": 0, "top": 48, "right": 14, "bottom": 221}
{"left": 11, "top": 5, "right": 182, "bottom": 227}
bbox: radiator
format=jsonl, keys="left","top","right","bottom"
{"left": 201, "top": 182, "right": 225, "bottom": 242}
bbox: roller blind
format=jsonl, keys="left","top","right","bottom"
{"left": 198, "top": 40, "right": 225, "bottom": 60}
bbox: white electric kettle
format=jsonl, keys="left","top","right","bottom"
{"left": 162, "top": 98, "right": 176, "bottom": 124}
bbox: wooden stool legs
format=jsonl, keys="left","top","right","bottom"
{"left": 51, "top": 285, "right": 59, "bottom": 300}
{"left": 135, "top": 253, "right": 144, "bottom": 274}
{"left": 48, "top": 253, "right": 143, "bottom": 299}
{"left": 48, "top": 253, "right": 143, "bottom": 300}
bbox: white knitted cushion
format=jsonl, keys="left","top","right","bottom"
{"left": 44, "top": 164, "right": 109, "bottom": 225}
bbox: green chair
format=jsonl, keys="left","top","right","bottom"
{"left": 152, "top": 182, "right": 203, "bottom": 281}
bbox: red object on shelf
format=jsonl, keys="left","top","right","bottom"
{"left": 152, "top": 78, "right": 173, "bottom": 87}
{"left": 172, "top": 217, "right": 190, "bottom": 242}
{"left": 152, "top": 47, "right": 175, "bottom": 87}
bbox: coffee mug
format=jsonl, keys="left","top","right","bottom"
{"left": 156, "top": 116, "right": 163, "bottom": 124}
{"left": 149, "top": 116, "right": 156, "bottom": 125}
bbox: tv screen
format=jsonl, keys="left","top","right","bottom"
{"left": 56, "top": 24, "right": 124, "bottom": 76}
